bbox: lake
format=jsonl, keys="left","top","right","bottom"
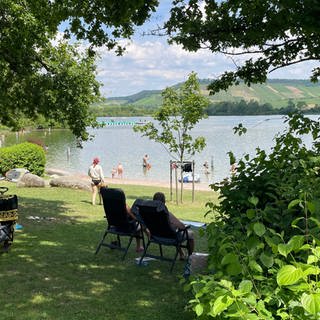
{"left": 2, "top": 115, "right": 318, "bottom": 184}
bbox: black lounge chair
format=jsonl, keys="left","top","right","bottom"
{"left": 95, "top": 187, "right": 144, "bottom": 260}
{"left": 0, "top": 187, "right": 18, "bottom": 253}
{"left": 131, "top": 199, "right": 191, "bottom": 272}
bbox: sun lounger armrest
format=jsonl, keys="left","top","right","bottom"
{"left": 177, "top": 225, "right": 191, "bottom": 233}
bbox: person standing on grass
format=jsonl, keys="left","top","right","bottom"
{"left": 88, "top": 157, "right": 104, "bottom": 205}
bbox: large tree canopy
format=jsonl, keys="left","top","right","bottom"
{"left": 0, "top": 0, "right": 158, "bottom": 140}
{"left": 5, "top": 0, "right": 319, "bottom": 139}
{"left": 165, "top": 0, "right": 320, "bottom": 93}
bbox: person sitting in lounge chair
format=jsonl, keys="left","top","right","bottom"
{"left": 152, "top": 192, "right": 194, "bottom": 259}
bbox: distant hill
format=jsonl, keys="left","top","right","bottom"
{"left": 104, "top": 79, "right": 320, "bottom": 109}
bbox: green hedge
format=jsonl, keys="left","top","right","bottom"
{"left": 0, "top": 142, "right": 46, "bottom": 176}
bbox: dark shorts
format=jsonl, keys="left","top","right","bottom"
{"left": 92, "top": 179, "right": 101, "bottom": 186}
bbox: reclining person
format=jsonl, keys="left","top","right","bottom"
{"left": 152, "top": 192, "right": 195, "bottom": 259}
{"left": 99, "top": 187, "right": 144, "bottom": 253}
{"left": 126, "top": 204, "right": 144, "bottom": 253}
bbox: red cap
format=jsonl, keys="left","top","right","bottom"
{"left": 93, "top": 157, "right": 100, "bottom": 164}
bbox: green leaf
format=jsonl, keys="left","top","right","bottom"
{"left": 301, "top": 293, "right": 320, "bottom": 315}
{"left": 277, "top": 265, "right": 303, "bottom": 286}
{"left": 246, "top": 236, "right": 262, "bottom": 253}
{"left": 288, "top": 235, "right": 305, "bottom": 251}
{"left": 299, "top": 244, "right": 311, "bottom": 251}
{"left": 248, "top": 196, "right": 259, "bottom": 206}
{"left": 309, "top": 217, "right": 320, "bottom": 228}
{"left": 303, "top": 266, "right": 320, "bottom": 276}
{"left": 248, "top": 260, "right": 263, "bottom": 273}
{"left": 313, "top": 246, "right": 320, "bottom": 258}
{"left": 242, "top": 293, "right": 257, "bottom": 306}
{"left": 219, "top": 280, "right": 233, "bottom": 290}
{"left": 226, "top": 262, "right": 242, "bottom": 276}
{"left": 246, "top": 208, "right": 256, "bottom": 219}
{"left": 307, "top": 201, "right": 316, "bottom": 214}
{"left": 253, "top": 222, "right": 266, "bottom": 237}
{"left": 288, "top": 199, "right": 301, "bottom": 209}
{"left": 264, "top": 236, "right": 280, "bottom": 253}
{"left": 307, "top": 255, "right": 319, "bottom": 264}
{"left": 288, "top": 283, "right": 310, "bottom": 291}
{"left": 238, "top": 280, "right": 253, "bottom": 294}
{"left": 252, "top": 275, "right": 267, "bottom": 281}
{"left": 278, "top": 243, "right": 293, "bottom": 257}
{"left": 194, "top": 303, "right": 204, "bottom": 316}
{"left": 291, "top": 217, "right": 304, "bottom": 227}
{"left": 221, "top": 253, "right": 238, "bottom": 265}
{"left": 259, "top": 252, "right": 274, "bottom": 268}
{"left": 243, "top": 314, "right": 260, "bottom": 320}
{"left": 211, "top": 295, "right": 234, "bottom": 316}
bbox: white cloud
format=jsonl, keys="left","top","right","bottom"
{"left": 93, "top": 0, "right": 316, "bottom": 97}
{"left": 96, "top": 39, "right": 237, "bottom": 97}
{"left": 56, "top": 0, "right": 315, "bottom": 97}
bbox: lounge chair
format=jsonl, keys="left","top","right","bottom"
{"left": 95, "top": 187, "right": 144, "bottom": 260}
{"left": 0, "top": 187, "right": 18, "bottom": 253}
{"left": 131, "top": 199, "right": 191, "bottom": 272}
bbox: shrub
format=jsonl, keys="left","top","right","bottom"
{"left": 0, "top": 142, "right": 46, "bottom": 176}
{"left": 186, "top": 113, "right": 320, "bottom": 319}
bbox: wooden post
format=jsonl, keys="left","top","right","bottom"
{"left": 170, "top": 160, "right": 173, "bottom": 202}
{"left": 192, "top": 160, "right": 195, "bottom": 202}
{"left": 175, "top": 164, "right": 178, "bottom": 205}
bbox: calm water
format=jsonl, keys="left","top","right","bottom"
{"left": 2, "top": 115, "right": 318, "bottom": 184}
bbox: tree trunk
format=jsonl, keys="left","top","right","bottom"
{"left": 180, "top": 163, "right": 184, "bottom": 203}
{"left": 175, "top": 166, "right": 179, "bottom": 205}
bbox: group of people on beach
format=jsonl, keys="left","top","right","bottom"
{"left": 88, "top": 157, "right": 124, "bottom": 205}
{"left": 88, "top": 155, "right": 152, "bottom": 205}
{"left": 111, "top": 163, "right": 123, "bottom": 179}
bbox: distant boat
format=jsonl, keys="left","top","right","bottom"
{"left": 98, "top": 119, "right": 149, "bottom": 126}
{"left": 135, "top": 121, "right": 148, "bottom": 125}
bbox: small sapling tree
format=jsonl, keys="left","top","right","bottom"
{"left": 134, "top": 72, "right": 209, "bottom": 203}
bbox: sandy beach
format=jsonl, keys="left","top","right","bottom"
{"left": 102, "top": 176, "right": 212, "bottom": 191}
{"left": 46, "top": 167, "right": 212, "bottom": 191}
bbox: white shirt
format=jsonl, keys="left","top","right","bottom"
{"left": 88, "top": 164, "right": 104, "bottom": 181}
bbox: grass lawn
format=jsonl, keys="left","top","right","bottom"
{"left": 0, "top": 181, "right": 216, "bottom": 320}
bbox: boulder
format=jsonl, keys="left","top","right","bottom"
{"left": 17, "top": 173, "right": 46, "bottom": 188}
{"left": 188, "top": 252, "right": 209, "bottom": 275}
{"left": 50, "top": 176, "right": 91, "bottom": 191}
{"left": 45, "top": 168, "right": 71, "bottom": 176}
{"left": 5, "top": 168, "right": 29, "bottom": 182}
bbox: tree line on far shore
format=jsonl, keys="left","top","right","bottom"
{"left": 90, "top": 99, "right": 320, "bottom": 118}
{"left": 2, "top": 99, "right": 319, "bottom": 133}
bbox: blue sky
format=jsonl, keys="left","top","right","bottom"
{"left": 94, "top": 1, "right": 317, "bottom": 97}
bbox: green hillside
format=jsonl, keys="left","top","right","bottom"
{"left": 104, "top": 79, "right": 320, "bottom": 109}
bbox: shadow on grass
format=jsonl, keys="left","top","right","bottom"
{"left": 0, "top": 196, "right": 197, "bottom": 320}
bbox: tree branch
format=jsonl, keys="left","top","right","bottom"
{"left": 269, "top": 57, "right": 319, "bottom": 73}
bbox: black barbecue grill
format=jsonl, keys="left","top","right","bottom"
{"left": 0, "top": 187, "right": 18, "bottom": 252}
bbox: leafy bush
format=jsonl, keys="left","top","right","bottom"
{"left": 0, "top": 142, "right": 46, "bottom": 176}
{"left": 187, "top": 113, "right": 320, "bottom": 319}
